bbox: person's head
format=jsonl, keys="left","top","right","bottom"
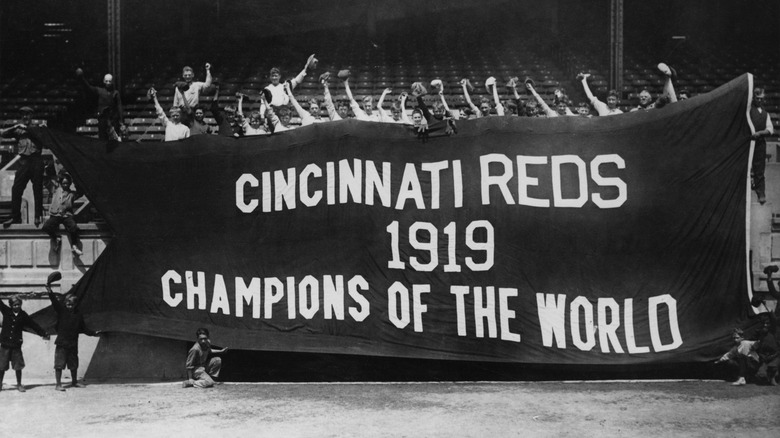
{"left": 196, "top": 327, "right": 211, "bottom": 348}
{"left": 432, "top": 102, "right": 446, "bottom": 120}
{"left": 753, "top": 87, "right": 766, "bottom": 108}
{"left": 607, "top": 90, "right": 619, "bottom": 109}
{"left": 9, "top": 296, "right": 22, "bottom": 313}
{"left": 391, "top": 103, "right": 402, "bottom": 121}
{"left": 193, "top": 106, "right": 205, "bottom": 122}
{"left": 278, "top": 106, "right": 291, "bottom": 126}
{"left": 361, "top": 96, "right": 374, "bottom": 114}
{"left": 638, "top": 89, "right": 653, "bottom": 108}
{"left": 336, "top": 100, "right": 350, "bottom": 119}
{"left": 505, "top": 101, "right": 518, "bottom": 116}
{"left": 479, "top": 98, "right": 491, "bottom": 116}
{"left": 20, "top": 106, "right": 33, "bottom": 124}
{"left": 308, "top": 99, "right": 321, "bottom": 118}
{"left": 59, "top": 173, "right": 73, "bottom": 188}
{"left": 103, "top": 73, "right": 114, "bottom": 90}
{"left": 182, "top": 66, "right": 194, "bottom": 84}
{"left": 411, "top": 108, "right": 424, "bottom": 126}
{"left": 64, "top": 295, "right": 77, "bottom": 311}
{"left": 525, "top": 101, "right": 537, "bottom": 117}
{"left": 678, "top": 89, "right": 690, "bottom": 101}
{"left": 248, "top": 110, "right": 263, "bottom": 129}
{"left": 223, "top": 105, "right": 237, "bottom": 123}
{"left": 169, "top": 107, "right": 182, "bottom": 124}
{"left": 555, "top": 96, "right": 569, "bottom": 115}
{"left": 269, "top": 67, "right": 281, "bottom": 85}
{"left": 732, "top": 328, "right": 745, "bottom": 343}
{"left": 577, "top": 102, "right": 591, "bottom": 116}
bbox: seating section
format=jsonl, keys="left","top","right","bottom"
{"left": 1, "top": 27, "right": 778, "bottom": 143}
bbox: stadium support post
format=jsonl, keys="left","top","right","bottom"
{"left": 609, "top": 0, "right": 624, "bottom": 98}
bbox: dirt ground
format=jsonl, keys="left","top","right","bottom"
{"left": 0, "top": 380, "right": 778, "bottom": 437}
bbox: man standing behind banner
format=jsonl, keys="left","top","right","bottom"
{"left": 75, "top": 68, "right": 124, "bottom": 141}
{"left": 172, "top": 63, "right": 212, "bottom": 109}
{"left": 1, "top": 106, "right": 46, "bottom": 227}
{"left": 750, "top": 87, "right": 775, "bottom": 205}
{"left": 182, "top": 327, "right": 228, "bottom": 388}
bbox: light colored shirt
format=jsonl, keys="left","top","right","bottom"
{"left": 173, "top": 82, "right": 208, "bottom": 108}
{"left": 590, "top": 97, "right": 623, "bottom": 116}
{"left": 185, "top": 343, "right": 211, "bottom": 370}
{"left": 164, "top": 122, "right": 190, "bottom": 141}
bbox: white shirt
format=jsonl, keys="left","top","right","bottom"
{"left": 173, "top": 82, "right": 207, "bottom": 108}
{"left": 164, "top": 122, "right": 190, "bottom": 141}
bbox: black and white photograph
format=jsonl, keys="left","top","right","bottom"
{"left": 0, "top": 1, "right": 778, "bottom": 436}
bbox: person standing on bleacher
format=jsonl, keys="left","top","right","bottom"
{"left": 750, "top": 87, "right": 775, "bottom": 205}
{"left": 75, "top": 68, "right": 124, "bottom": 141}
{"left": 1, "top": 106, "right": 46, "bottom": 227}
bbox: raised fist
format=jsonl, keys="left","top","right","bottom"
{"left": 75, "top": 68, "right": 84, "bottom": 76}
{"left": 205, "top": 63, "right": 211, "bottom": 70}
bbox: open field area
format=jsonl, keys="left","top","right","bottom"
{"left": 1, "top": 380, "right": 778, "bottom": 437}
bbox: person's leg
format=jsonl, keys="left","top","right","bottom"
{"left": 733, "top": 356, "right": 749, "bottom": 385}
{"left": 15, "top": 369, "right": 24, "bottom": 392}
{"left": 68, "top": 348, "right": 83, "bottom": 387}
{"left": 192, "top": 367, "right": 215, "bottom": 388}
{"left": 63, "top": 216, "right": 82, "bottom": 255}
{"left": 12, "top": 348, "right": 25, "bottom": 391}
{"left": 752, "top": 141, "right": 767, "bottom": 203}
{"left": 42, "top": 216, "right": 62, "bottom": 251}
{"left": 54, "top": 346, "right": 66, "bottom": 391}
{"left": 7, "top": 157, "right": 32, "bottom": 224}
{"left": 207, "top": 357, "right": 222, "bottom": 380}
{"left": 30, "top": 155, "right": 44, "bottom": 224}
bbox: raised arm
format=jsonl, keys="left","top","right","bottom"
{"left": 290, "top": 54, "right": 316, "bottom": 90}
{"left": 490, "top": 83, "right": 505, "bottom": 116}
{"left": 527, "top": 83, "right": 556, "bottom": 117}
{"left": 203, "top": 63, "right": 212, "bottom": 89}
{"left": 150, "top": 89, "right": 169, "bottom": 127}
{"left": 377, "top": 88, "right": 393, "bottom": 122}
{"left": 344, "top": 78, "right": 368, "bottom": 120}
{"left": 322, "top": 78, "right": 341, "bottom": 121}
{"left": 237, "top": 93, "right": 245, "bottom": 118}
{"left": 399, "top": 93, "right": 411, "bottom": 124}
{"left": 285, "top": 82, "right": 314, "bottom": 126}
{"left": 75, "top": 68, "right": 99, "bottom": 95}
{"left": 579, "top": 74, "right": 598, "bottom": 103}
{"left": 45, "top": 285, "right": 65, "bottom": 313}
{"left": 461, "top": 79, "right": 480, "bottom": 115}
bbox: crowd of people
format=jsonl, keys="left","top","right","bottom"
{"left": 137, "top": 57, "right": 697, "bottom": 143}
{"left": 0, "top": 54, "right": 777, "bottom": 390}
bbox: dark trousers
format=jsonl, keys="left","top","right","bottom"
{"left": 10, "top": 154, "right": 44, "bottom": 222}
{"left": 42, "top": 215, "right": 80, "bottom": 248}
{"left": 97, "top": 111, "right": 120, "bottom": 141}
{"left": 752, "top": 139, "right": 767, "bottom": 198}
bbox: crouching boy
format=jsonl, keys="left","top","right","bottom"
{"left": 0, "top": 296, "right": 49, "bottom": 391}
{"left": 183, "top": 327, "right": 228, "bottom": 388}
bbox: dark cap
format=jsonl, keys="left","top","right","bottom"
{"left": 19, "top": 106, "right": 34, "bottom": 113}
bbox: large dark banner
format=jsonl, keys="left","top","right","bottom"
{"left": 33, "top": 74, "right": 757, "bottom": 365}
